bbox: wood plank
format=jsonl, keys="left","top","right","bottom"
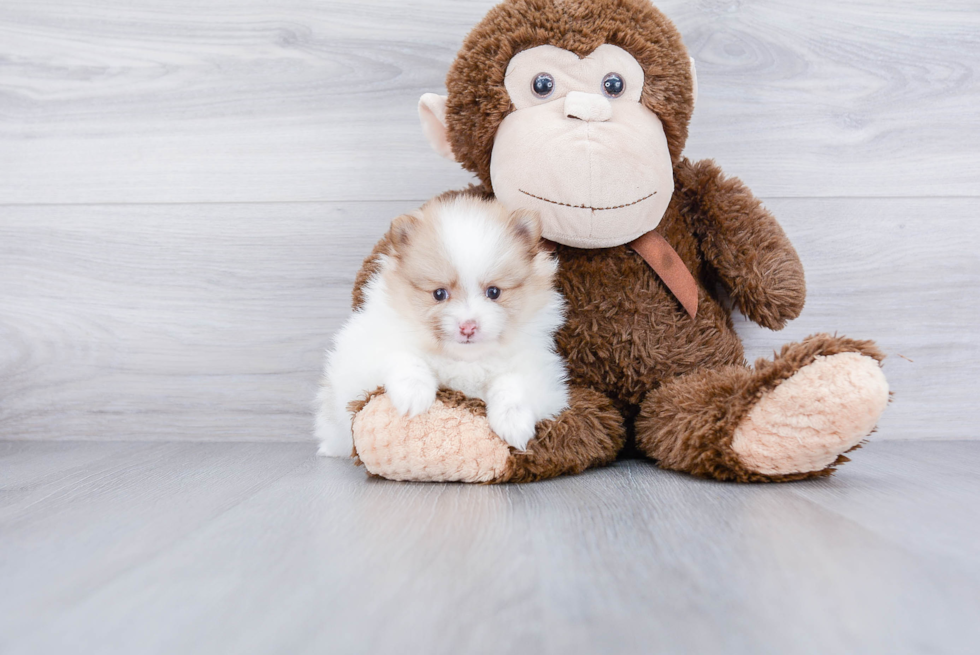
{"left": 788, "top": 441, "right": 980, "bottom": 579}
{"left": 677, "top": 0, "right": 980, "bottom": 197}
{"left": 0, "top": 198, "right": 976, "bottom": 442}
{"left": 0, "top": 441, "right": 309, "bottom": 651}
{"left": 0, "top": 440, "right": 154, "bottom": 500}
{"left": 0, "top": 201, "right": 410, "bottom": 441}
{"left": 0, "top": 0, "right": 977, "bottom": 204}
{"left": 2, "top": 441, "right": 978, "bottom": 654}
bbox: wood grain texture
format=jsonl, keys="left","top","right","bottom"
{"left": 0, "top": 198, "right": 976, "bottom": 442}
{"left": 788, "top": 441, "right": 980, "bottom": 576}
{"left": 2, "top": 440, "right": 979, "bottom": 655}
{"left": 0, "top": 0, "right": 977, "bottom": 204}
{"left": 0, "top": 440, "right": 307, "bottom": 650}
{"left": 0, "top": 201, "right": 410, "bottom": 441}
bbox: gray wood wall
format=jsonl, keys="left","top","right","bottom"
{"left": 1, "top": 0, "right": 977, "bottom": 442}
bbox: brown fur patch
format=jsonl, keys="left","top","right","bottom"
{"left": 384, "top": 205, "right": 461, "bottom": 349}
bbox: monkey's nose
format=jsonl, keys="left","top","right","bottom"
{"left": 564, "top": 91, "right": 613, "bottom": 122}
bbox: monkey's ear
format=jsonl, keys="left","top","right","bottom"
{"left": 689, "top": 57, "right": 699, "bottom": 109}
{"left": 390, "top": 212, "right": 422, "bottom": 252}
{"left": 507, "top": 208, "right": 542, "bottom": 248}
{"left": 418, "top": 93, "right": 455, "bottom": 161}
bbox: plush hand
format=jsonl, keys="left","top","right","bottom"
{"left": 682, "top": 158, "right": 806, "bottom": 330}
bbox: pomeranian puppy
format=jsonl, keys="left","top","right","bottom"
{"left": 315, "top": 194, "right": 568, "bottom": 457}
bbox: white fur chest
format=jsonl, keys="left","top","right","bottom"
{"left": 425, "top": 353, "right": 506, "bottom": 401}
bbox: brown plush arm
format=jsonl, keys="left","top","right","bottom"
{"left": 677, "top": 158, "right": 806, "bottom": 330}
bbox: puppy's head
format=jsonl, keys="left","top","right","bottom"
{"left": 384, "top": 195, "right": 556, "bottom": 359}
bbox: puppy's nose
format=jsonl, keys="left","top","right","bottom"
{"left": 564, "top": 91, "right": 612, "bottom": 122}
{"left": 459, "top": 320, "right": 479, "bottom": 338}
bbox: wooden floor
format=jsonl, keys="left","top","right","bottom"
{"left": 2, "top": 440, "right": 978, "bottom": 654}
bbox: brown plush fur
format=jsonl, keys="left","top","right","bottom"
{"left": 347, "top": 0, "right": 884, "bottom": 483}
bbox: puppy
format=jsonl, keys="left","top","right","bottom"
{"left": 315, "top": 194, "right": 569, "bottom": 457}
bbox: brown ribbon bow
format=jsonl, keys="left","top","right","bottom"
{"left": 541, "top": 231, "right": 698, "bottom": 319}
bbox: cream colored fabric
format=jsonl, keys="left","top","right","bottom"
{"left": 490, "top": 45, "right": 674, "bottom": 248}
{"left": 689, "top": 57, "right": 698, "bottom": 108}
{"left": 564, "top": 91, "right": 613, "bottom": 122}
{"left": 732, "top": 353, "right": 890, "bottom": 475}
{"left": 418, "top": 93, "right": 454, "bottom": 161}
{"left": 353, "top": 393, "right": 511, "bottom": 483}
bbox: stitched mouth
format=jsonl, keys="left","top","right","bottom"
{"left": 518, "top": 189, "right": 656, "bottom": 211}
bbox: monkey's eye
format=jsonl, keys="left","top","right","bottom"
{"left": 433, "top": 288, "right": 449, "bottom": 302}
{"left": 485, "top": 286, "right": 501, "bottom": 300}
{"left": 531, "top": 73, "right": 555, "bottom": 98}
{"left": 602, "top": 73, "right": 625, "bottom": 98}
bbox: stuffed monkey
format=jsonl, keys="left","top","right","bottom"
{"left": 347, "top": 0, "right": 890, "bottom": 483}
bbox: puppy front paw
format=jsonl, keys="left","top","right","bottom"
{"left": 386, "top": 376, "right": 437, "bottom": 418}
{"left": 487, "top": 402, "right": 537, "bottom": 452}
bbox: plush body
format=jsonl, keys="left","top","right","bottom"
{"left": 344, "top": 0, "right": 890, "bottom": 483}
{"left": 316, "top": 195, "right": 568, "bottom": 456}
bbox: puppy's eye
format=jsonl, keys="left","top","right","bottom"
{"left": 532, "top": 73, "right": 555, "bottom": 98}
{"left": 602, "top": 72, "right": 625, "bottom": 98}
{"left": 432, "top": 288, "right": 449, "bottom": 302}
{"left": 485, "top": 286, "right": 501, "bottom": 300}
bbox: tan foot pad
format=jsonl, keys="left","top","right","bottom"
{"left": 352, "top": 392, "right": 511, "bottom": 483}
{"left": 732, "top": 353, "right": 890, "bottom": 475}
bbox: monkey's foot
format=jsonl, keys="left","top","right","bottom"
{"left": 731, "top": 352, "right": 889, "bottom": 476}
{"left": 352, "top": 390, "right": 510, "bottom": 483}
{"left": 637, "top": 334, "right": 890, "bottom": 482}
{"left": 350, "top": 387, "right": 625, "bottom": 484}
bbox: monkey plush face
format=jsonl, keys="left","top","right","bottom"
{"left": 489, "top": 44, "right": 675, "bottom": 248}
{"left": 418, "top": 0, "right": 696, "bottom": 248}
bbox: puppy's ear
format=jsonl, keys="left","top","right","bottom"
{"left": 507, "top": 208, "right": 542, "bottom": 249}
{"left": 389, "top": 212, "right": 422, "bottom": 253}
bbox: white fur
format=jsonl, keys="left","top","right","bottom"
{"left": 315, "top": 201, "right": 569, "bottom": 457}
